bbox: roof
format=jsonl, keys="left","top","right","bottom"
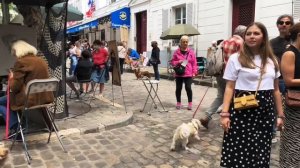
{"left": 5, "top": 0, "right": 65, "bottom": 6}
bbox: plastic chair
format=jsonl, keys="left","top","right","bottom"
{"left": 10, "top": 78, "right": 66, "bottom": 164}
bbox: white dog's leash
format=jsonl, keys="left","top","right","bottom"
{"left": 192, "top": 86, "right": 210, "bottom": 118}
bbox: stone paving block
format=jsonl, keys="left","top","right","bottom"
{"left": 119, "top": 154, "right": 134, "bottom": 163}
{"left": 45, "top": 161, "right": 62, "bottom": 168}
{"left": 125, "top": 162, "right": 141, "bottom": 168}
{"left": 207, "top": 145, "right": 219, "bottom": 152}
{"left": 62, "top": 161, "right": 77, "bottom": 168}
{"left": 112, "top": 139, "right": 124, "bottom": 146}
{"left": 141, "top": 150, "right": 155, "bottom": 158}
{"left": 145, "top": 165, "right": 158, "bottom": 168}
{"left": 159, "top": 164, "right": 173, "bottom": 168}
{"left": 155, "top": 151, "right": 170, "bottom": 159}
{"left": 87, "top": 153, "right": 100, "bottom": 161}
{"left": 99, "top": 139, "right": 111, "bottom": 145}
{"left": 151, "top": 156, "right": 165, "bottom": 165}
{"left": 86, "top": 139, "right": 98, "bottom": 145}
{"left": 40, "top": 151, "right": 55, "bottom": 160}
{"left": 94, "top": 161, "right": 108, "bottom": 168}
{"left": 168, "top": 152, "right": 183, "bottom": 159}
{"left": 78, "top": 162, "right": 93, "bottom": 168}
{"left": 74, "top": 154, "right": 86, "bottom": 161}
{"left": 12, "top": 155, "right": 26, "bottom": 166}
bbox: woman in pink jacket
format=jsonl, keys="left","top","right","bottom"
{"left": 171, "top": 35, "right": 198, "bottom": 110}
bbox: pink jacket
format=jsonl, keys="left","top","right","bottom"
{"left": 171, "top": 48, "right": 198, "bottom": 77}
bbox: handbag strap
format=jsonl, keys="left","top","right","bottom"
{"left": 234, "top": 66, "right": 263, "bottom": 98}
{"left": 254, "top": 67, "right": 264, "bottom": 96}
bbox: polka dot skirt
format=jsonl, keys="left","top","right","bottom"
{"left": 220, "top": 90, "right": 275, "bottom": 168}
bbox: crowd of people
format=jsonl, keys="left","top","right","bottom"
{"left": 66, "top": 39, "right": 161, "bottom": 99}
{"left": 0, "top": 13, "right": 299, "bottom": 167}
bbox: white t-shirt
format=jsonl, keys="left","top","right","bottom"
{"left": 117, "top": 46, "right": 126, "bottom": 59}
{"left": 223, "top": 53, "right": 280, "bottom": 91}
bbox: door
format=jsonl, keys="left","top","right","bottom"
{"left": 136, "top": 11, "right": 147, "bottom": 54}
{"left": 232, "top": 0, "right": 255, "bottom": 34}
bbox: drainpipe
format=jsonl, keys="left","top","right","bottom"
{"left": 1, "top": 0, "right": 10, "bottom": 24}
{"left": 195, "top": 0, "right": 199, "bottom": 57}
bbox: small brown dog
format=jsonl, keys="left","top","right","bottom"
{"left": 0, "top": 147, "right": 8, "bottom": 160}
{"left": 134, "top": 68, "right": 151, "bottom": 79}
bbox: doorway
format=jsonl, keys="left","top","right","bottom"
{"left": 232, "top": 0, "right": 255, "bottom": 33}
{"left": 136, "top": 11, "right": 147, "bottom": 54}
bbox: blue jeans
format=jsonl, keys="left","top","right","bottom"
{"left": 205, "top": 76, "right": 226, "bottom": 120}
{"left": 0, "top": 96, "right": 18, "bottom": 129}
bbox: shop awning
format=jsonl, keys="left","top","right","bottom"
{"left": 111, "top": 7, "right": 130, "bottom": 28}
{"left": 67, "top": 19, "right": 98, "bottom": 34}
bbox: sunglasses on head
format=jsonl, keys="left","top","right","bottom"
{"left": 277, "top": 21, "right": 291, "bottom": 25}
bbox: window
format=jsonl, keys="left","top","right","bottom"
{"left": 111, "top": 0, "right": 116, "bottom": 3}
{"left": 175, "top": 6, "right": 186, "bottom": 25}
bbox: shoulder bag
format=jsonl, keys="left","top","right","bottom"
{"left": 233, "top": 67, "right": 263, "bottom": 110}
{"left": 173, "top": 53, "right": 188, "bottom": 76}
{"left": 285, "top": 89, "right": 300, "bottom": 107}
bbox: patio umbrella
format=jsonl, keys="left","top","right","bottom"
{"left": 50, "top": 2, "right": 83, "bottom": 21}
{"left": 160, "top": 24, "right": 200, "bottom": 40}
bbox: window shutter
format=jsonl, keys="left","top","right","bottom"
{"left": 293, "top": 0, "right": 300, "bottom": 22}
{"left": 162, "top": 9, "right": 169, "bottom": 31}
{"left": 187, "top": 3, "right": 193, "bottom": 25}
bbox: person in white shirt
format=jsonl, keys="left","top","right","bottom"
{"left": 220, "top": 22, "right": 284, "bottom": 168}
{"left": 117, "top": 41, "right": 126, "bottom": 74}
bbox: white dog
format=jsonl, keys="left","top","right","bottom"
{"left": 170, "top": 119, "right": 201, "bottom": 151}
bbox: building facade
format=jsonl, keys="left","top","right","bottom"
{"left": 68, "top": 0, "right": 298, "bottom": 67}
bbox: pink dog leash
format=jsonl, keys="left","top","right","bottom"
{"left": 192, "top": 86, "right": 209, "bottom": 118}
{"left": 5, "top": 79, "right": 10, "bottom": 139}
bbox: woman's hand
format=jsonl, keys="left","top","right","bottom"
{"left": 8, "top": 70, "right": 13, "bottom": 80}
{"left": 277, "top": 117, "right": 284, "bottom": 131}
{"left": 220, "top": 116, "right": 230, "bottom": 133}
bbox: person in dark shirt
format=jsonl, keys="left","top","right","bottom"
{"left": 150, "top": 41, "right": 160, "bottom": 80}
{"left": 66, "top": 50, "right": 93, "bottom": 98}
{"left": 270, "top": 14, "right": 294, "bottom": 94}
{"left": 270, "top": 14, "right": 294, "bottom": 143}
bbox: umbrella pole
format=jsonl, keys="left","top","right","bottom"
{"left": 1, "top": 0, "right": 10, "bottom": 24}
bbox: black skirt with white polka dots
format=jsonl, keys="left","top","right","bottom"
{"left": 220, "top": 90, "right": 275, "bottom": 168}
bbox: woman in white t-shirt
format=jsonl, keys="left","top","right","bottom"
{"left": 117, "top": 41, "right": 127, "bottom": 74}
{"left": 220, "top": 22, "right": 284, "bottom": 168}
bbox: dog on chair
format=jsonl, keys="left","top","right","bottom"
{"left": 170, "top": 119, "right": 201, "bottom": 151}
{"left": 133, "top": 68, "right": 151, "bottom": 79}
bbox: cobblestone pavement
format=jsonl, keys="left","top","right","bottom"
{"left": 1, "top": 72, "right": 280, "bottom": 168}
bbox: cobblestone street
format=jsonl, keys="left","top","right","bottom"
{"left": 1, "top": 72, "right": 280, "bottom": 168}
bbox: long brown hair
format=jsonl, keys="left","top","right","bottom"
{"left": 239, "top": 22, "right": 279, "bottom": 72}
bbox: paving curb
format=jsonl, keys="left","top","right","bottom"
{"left": 20, "top": 106, "right": 134, "bottom": 143}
